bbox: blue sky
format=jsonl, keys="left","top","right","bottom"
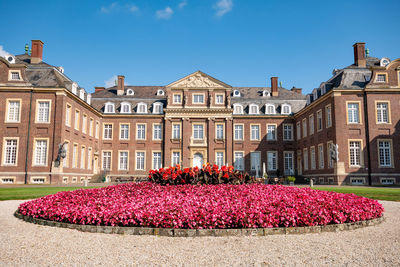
{"left": 0, "top": 0, "right": 399, "bottom": 94}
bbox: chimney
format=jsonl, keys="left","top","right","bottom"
{"left": 117, "top": 75, "right": 125, "bottom": 95}
{"left": 95, "top": 86, "right": 105, "bottom": 92}
{"left": 271, "top": 77, "right": 278, "bottom": 97}
{"left": 31, "top": 40, "right": 44, "bottom": 64}
{"left": 291, "top": 87, "right": 302, "bottom": 94}
{"left": 353, "top": 42, "right": 366, "bottom": 67}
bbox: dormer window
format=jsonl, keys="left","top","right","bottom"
{"left": 9, "top": 71, "right": 22, "bottom": 81}
{"left": 137, "top": 102, "right": 147, "bottom": 114}
{"left": 105, "top": 102, "right": 115, "bottom": 113}
{"left": 86, "top": 94, "right": 91, "bottom": 105}
{"left": 233, "top": 90, "right": 241, "bottom": 97}
{"left": 157, "top": 89, "right": 165, "bottom": 96}
{"left": 72, "top": 83, "right": 78, "bottom": 94}
{"left": 153, "top": 102, "right": 163, "bottom": 114}
{"left": 262, "top": 90, "right": 270, "bottom": 97}
{"left": 79, "top": 89, "right": 85, "bottom": 100}
{"left": 265, "top": 104, "right": 276, "bottom": 115}
{"left": 313, "top": 89, "right": 318, "bottom": 100}
{"left": 126, "top": 89, "right": 134, "bottom": 96}
{"left": 376, "top": 74, "right": 387, "bottom": 83}
{"left": 281, "top": 104, "right": 291, "bottom": 115}
{"left": 249, "top": 104, "right": 259, "bottom": 115}
{"left": 120, "top": 102, "right": 131, "bottom": 114}
{"left": 233, "top": 104, "right": 243, "bottom": 114}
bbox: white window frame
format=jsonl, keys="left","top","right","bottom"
{"left": 215, "top": 94, "right": 224, "bottom": 104}
{"left": 310, "top": 146, "right": 316, "bottom": 170}
{"left": 172, "top": 123, "right": 181, "bottom": 139}
{"left": 104, "top": 102, "right": 115, "bottom": 113}
{"left": 173, "top": 93, "right": 182, "bottom": 104}
{"left": 349, "top": 140, "right": 362, "bottom": 167}
{"left": 318, "top": 144, "right": 324, "bottom": 169}
{"left": 6, "top": 99, "right": 21, "bottom": 123}
{"left": 137, "top": 102, "right": 148, "bottom": 114}
{"left": 215, "top": 123, "right": 224, "bottom": 140}
{"left": 347, "top": 102, "right": 360, "bottom": 124}
{"left": 152, "top": 151, "right": 162, "bottom": 169}
{"left": 33, "top": 139, "right": 48, "bottom": 166}
{"left": 249, "top": 104, "right": 259, "bottom": 115}
{"left": 153, "top": 102, "right": 163, "bottom": 114}
{"left": 215, "top": 151, "right": 224, "bottom": 167}
{"left": 378, "top": 140, "right": 393, "bottom": 168}
{"left": 267, "top": 151, "right": 277, "bottom": 171}
{"left": 2, "top": 138, "right": 18, "bottom": 166}
{"left": 234, "top": 151, "right": 244, "bottom": 170}
{"left": 283, "top": 124, "right": 293, "bottom": 141}
{"left": 193, "top": 124, "right": 204, "bottom": 140}
{"left": 265, "top": 104, "right": 276, "bottom": 115}
{"left": 136, "top": 123, "right": 146, "bottom": 140}
{"left": 135, "top": 151, "right": 145, "bottom": 170}
{"left": 153, "top": 124, "right": 162, "bottom": 140}
{"left": 281, "top": 104, "right": 291, "bottom": 115}
{"left": 120, "top": 102, "right": 131, "bottom": 114}
{"left": 266, "top": 124, "right": 277, "bottom": 141}
{"left": 233, "top": 104, "right": 244, "bottom": 115}
{"left": 119, "top": 151, "right": 129, "bottom": 171}
{"left": 376, "top": 102, "right": 390, "bottom": 124}
{"left": 250, "top": 124, "right": 260, "bottom": 141}
{"left": 102, "top": 151, "right": 112, "bottom": 171}
{"left": 119, "top": 123, "right": 130, "bottom": 140}
{"left": 192, "top": 94, "right": 205, "bottom": 104}
{"left": 103, "top": 123, "right": 113, "bottom": 140}
{"left": 36, "top": 100, "right": 51, "bottom": 123}
{"left": 172, "top": 151, "right": 180, "bottom": 166}
{"left": 234, "top": 124, "right": 244, "bottom": 141}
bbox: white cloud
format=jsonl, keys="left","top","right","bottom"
{"left": 100, "top": 2, "right": 139, "bottom": 14}
{"left": 178, "top": 0, "right": 187, "bottom": 9}
{"left": 0, "top": 45, "right": 10, "bottom": 58}
{"left": 156, "top": 7, "right": 173, "bottom": 19}
{"left": 129, "top": 5, "right": 139, "bottom": 13}
{"left": 214, "top": 0, "right": 233, "bottom": 17}
{"left": 105, "top": 75, "right": 117, "bottom": 88}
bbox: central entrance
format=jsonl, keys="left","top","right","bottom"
{"left": 193, "top": 152, "right": 204, "bottom": 168}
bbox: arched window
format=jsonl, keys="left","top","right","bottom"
{"left": 126, "top": 89, "right": 134, "bottom": 96}
{"left": 104, "top": 102, "right": 115, "bottom": 113}
{"left": 137, "top": 102, "right": 147, "bottom": 114}
{"left": 120, "top": 102, "right": 131, "bottom": 114}
{"left": 265, "top": 104, "right": 276, "bottom": 115}
{"left": 86, "top": 94, "right": 91, "bottom": 105}
{"left": 79, "top": 89, "right": 85, "bottom": 100}
{"left": 72, "top": 82, "right": 78, "bottom": 94}
{"left": 233, "top": 103, "right": 243, "bottom": 114}
{"left": 233, "top": 90, "right": 241, "bottom": 97}
{"left": 157, "top": 89, "right": 165, "bottom": 96}
{"left": 153, "top": 102, "right": 163, "bottom": 114}
{"left": 249, "top": 104, "right": 259, "bottom": 115}
{"left": 262, "top": 90, "right": 270, "bottom": 97}
{"left": 281, "top": 104, "right": 291, "bottom": 115}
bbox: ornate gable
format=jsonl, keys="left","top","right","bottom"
{"left": 167, "top": 71, "right": 231, "bottom": 89}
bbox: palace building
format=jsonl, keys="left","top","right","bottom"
{"left": 0, "top": 40, "right": 399, "bottom": 185}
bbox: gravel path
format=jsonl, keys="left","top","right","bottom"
{"left": 1, "top": 200, "right": 399, "bottom": 266}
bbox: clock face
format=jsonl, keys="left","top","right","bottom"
{"left": 380, "top": 57, "right": 390, "bottom": 67}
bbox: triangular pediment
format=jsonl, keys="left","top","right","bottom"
{"left": 167, "top": 71, "right": 231, "bottom": 89}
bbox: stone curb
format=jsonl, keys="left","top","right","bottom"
{"left": 14, "top": 211, "right": 385, "bottom": 237}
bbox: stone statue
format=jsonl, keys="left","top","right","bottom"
{"left": 54, "top": 142, "right": 67, "bottom": 167}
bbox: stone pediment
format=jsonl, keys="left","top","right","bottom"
{"left": 167, "top": 71, "right": 231, "bottom": 89}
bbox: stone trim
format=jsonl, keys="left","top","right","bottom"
{"left": 14, "top": 211, "right": 384, "bottom": 237}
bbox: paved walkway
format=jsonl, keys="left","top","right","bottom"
{"left": 0, "top": 200, "right": 399, "bottom": 266}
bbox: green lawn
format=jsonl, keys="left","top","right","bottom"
{"left": 0, "top": 186, "right": 102, "bottom": 201}
{"left": 314, "top": 186, "right": 400, "bottom": 202}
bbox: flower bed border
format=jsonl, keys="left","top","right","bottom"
{"left": 14, "top": 211, "right": 384, "bottom": 237}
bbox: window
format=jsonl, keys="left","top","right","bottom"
{"left": 136, "top": 152, "right": 145, "bottom": 170}
{"left": 3, "top": 139, "right": 17, "bottom": 165}
{"left": 376, "top": 102, "right": 389, "bottom": 123}
{"left": 172, "top": 152, "right": 180, "bottom": 166}
{"left": 34, "top": 139, "right": 48, "bottom": 166}
{"left": 72, "top": 83, "right": 77, "bottom": 94}
{"left": 63, "top": 142, "right": 69, "bottom": 167}
{"left": 262, "top": 90, "right": 270, "bottom": 97}
{"left": 89, "top": 118, "right": 94, "bottom": 136}
{"left": 80, "top": 146, "right": 85, "bottom": 169}
{"left": 309, "top": 114, "right": 314, "bottom": 135}
{"left": 267, "top": 151, "right": 277, "bottom": 171}
{"left": 376, "top": 74, "right": 387, "bottom": 83}
{"left": 233, "top": 104, "right": 243, "bottom": 114}
{"left": 266, "top": 124, "right": 276, "bottom": 141}
{"left": 152, "top": 152, "right": 162, "bottom": 169}
{"left": 157, "top": 89, "right": 164, "bottom": 96}
{"left": 234, "top": 124, "right": 244, "bottom": 140}
{"left": 327, "top": 141, "right": 334, "bottom": 168}
{"left": 216, "top": 124, "right": 224, "bottom": 139}
{"left": 349, "top": 141, "right": 361, "bottom": 167}
{"left": 153, "top": 124, "right": 162, "bottom": 140}
{"left": 283, "top": 124, "right": 293, "bottom": 141}
{"left": 6, "top": 100, "right": 20, "bottom": 122}
{"left": 326, "top": 105, "right": 332, "bottom": 128}
{"left": 86, "top": 94, "right": 91, "bottom": 105}
{"left": 87, "top": 147, "right": 92, "bottom": 170}
{"left": 153, "top": 103, "right": 163, "bottom": 114}
{"left": 65, "top": 104, "right": 71, "bottom": 126}
{"left": 74, "top": 109, "right": 80, "bottom": 130}
{"left": 284, "top": 152, "right": 294, "bottom": 175}
{"left": 105, "top": 103, "right": 115, "bottom": 113}
{"left": 31, "top": 177, "right": 45, "bottom": 184}
{"left": 172, "top": 124, "right": 181, "bottom": 139}
{"left": 95, "top": 121, "right": 100, "bottom": 139}
{"left": 381, "top": 178, "right": 395, "bottom": 185}
{"left": 249, "top": 104, "right": 259, "bottom": 115}
{"left": 281, "top": 104, "right": 291, "bottom": 114}
{"left": 234, "top": 152, "right": 244, "bottom": 170}
{"left": 317, "top": 110, "right": 323, "bottom": 131}
{"left": 193, "top": 124, "right": 204, "bottom": 140}
{"left": 347, "top": 103, "right": 360, "bottom": 123}
{"left": 215, "top": 94, "right": 224, "bottom": 104}
{"left": 233, "top": 90, "right": 241, "bottom": 97}
{"left": 137, "top": 103, "right": 147, "bottom": 114}
{"left": 303, "top": 148, "right": 308, "bottom": 171}
{"left": 72, "top": 144, "right": 78, "bottom": 168}
{"left": 103, "top": 124, "right": 113, "bottom": 140}
{"left": 216, "top": 152, "right": 224, "bottom": 167}
{"left": 318, "top": 144, "right": 324, "bottom": 169}
{"left": 1, "top": 177, "right": 15, "bottom": 184}
{"left": 10, "top": 71, "right": 21, "bottom": 80}
{"left": 250, "top": 125, "right": 260, "bottom": 141}
{"left": 296, "top": 122, "right": 301, "bottom": 140}
{"left": 310, "top": 146, "right": 316, "bottom": 170}
{"left": 302, "top": 119, "right": 307, "bottom": 138}
{"left": 173, "top": 94, "right": 182, "bottom": 104}
{"left": 82, "top": 114, "right": 87, "bottom": 134}
{"left": 79, "top": 89, "right": 85, "bottom": 100}
{"left": 265, "top": 104, "right": 275, "bottom": 115}
{"left": 102, "top": 151, "right": 111, "bottom": 170}
{"left": 119, "top": 124, "right": 129, "bottom": 140}
{"left": 126, "top": 89, "right": 134, "bottom": 95}
{"left": 136, "top": 124, "right": 146, "bottom": 140}
{"left": 193, "top": 94, "right": 204, "bottom": 104}
{"left": 36, "top": 101, "right": 50, "bottom": 123}
{"left": 250, "top": 152, "right": 261, "bottom": 172}
{"left": 350, "top": 177, "right": 365, "bottom": 185}
{"left": 378, "top": 140, "right": 392, "bottom": 167}
{"left": 120, "top": 103, "right": 131, "bottom": 114}
{"left": 119, "top": 151, "right": 128, "bottom": 170}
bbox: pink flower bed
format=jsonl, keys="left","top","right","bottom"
{"left": 18, "top": 183, "right": 384, "bottom": 229}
